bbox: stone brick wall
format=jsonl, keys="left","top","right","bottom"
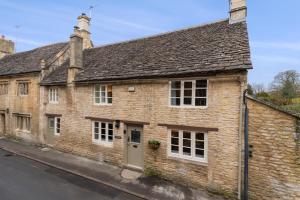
{"left": 0, "top": 74, "right": 41, "bottom": 142}
{"left": 0, "top": 37, "right": 14, "bottom": 59}
{"left": 41, "top": 73, "right": 246, "bottom": 197}
{"left": 248, "top": 98, "right": 300, "bottom": 200}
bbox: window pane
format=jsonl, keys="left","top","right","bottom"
{"left": 196, "top": 89, "right": 207, "bottom": 97}
{"left": 101, "top": 123, "right": 106, "bottom": 129}
{"left": 184, "top": 82, "right": 192, "bottom": 88}
{"left": 183, "top": 131, "right": 191, "bottom": 139}
{"left": 171, "top": 98, "right": 180, "bottom": 106}
{"left": 95, "top": 91, "right": 100, "bottom": 98}
{"left": 196, "top": 141, "right": 204, "bottom": 149}
{"left": 171, "top": 137, "right": 179, "bottom": 145}
{"left": 107, "top": 98, "right": 112, "bottom": 104}
{"left": 107, "top": 85, "right": 112, "bottom": 98}
{"left": 171, "top": 81, "right": 181, "bottom": 89}
{"left": 183, "top": 147, "right": 191, "bottom": 156}
{"left": 108, "top": 129, "right": 113, "bottom": 142}
{"left": 196, "top": 80, "right": 207, "bottom": 88}
{"left": 48, "top": 118, "right": 54, "bottom": 128}
{"left": 95, "top": 97, "right": 100, "bottom": 104}
{"left": 171, "top": 90, "right": 180, "bottom": 98}
{"left": 108, "top": 123, "right": 113, "bottom": 129}
{"left": 171, "top": 145, "right": 179, "bottom": 153}
{"left": 94, "top": 133, "right": 99, "bottom": 140}
{"left": 184, "top": 89, "right": 192, "bottom": 96}
{"left": 101, "top": 134, "right": 106, "bottom": 140}
{"left": 184, "top": 98, "right": 192, "bottom": 105}
{"left": 196, "top": 133, "right": 204, "bottom": 140}
{"left": 131, "top": 130, "right": 141, "bottom": 143}
{"left": 95, "top": 85, "right": 100, "bottom": 91}
{"left": 183, "top": 139, "right": 191, "bottom": 147}
{"left": 171, "top": 131, "right": 179, "bottom": 138}
{"left": 195, "top": 98, "right": 207, "bottom": 106}
{"left": 196, "top": 149, "right": 204, "bottom": 157}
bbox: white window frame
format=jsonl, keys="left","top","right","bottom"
{"left": 92, "top": 121, "right": 114, "bottom": 147}
{"left": 94, "top": 85, "right": 112, "bottom": 105}
{"left": 54, "top": 117, "right": 61, "bottom": 136}
{"left": 49, "top": 88, "right": 59, "bottom": 104}
{"left": 169, "top": 80, "right": 208, "bottom": 108}
{"left": 0, "top": 83, "right": 8, "bottom": 95}
{"left": 18, "top": 82, "right": 29, "bottom": 96}
{"left": 167, "top": 129, "right": 208, "bottom": 163}
{"left": 16, "top": 115, "right": 31, "bottom": 132}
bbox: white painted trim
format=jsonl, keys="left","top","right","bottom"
{"left": 169, "top": 79, "right": 208, "bottom": 108}
{"left": 92, "top": 121, "right": 114, "bottom": 148}
{"left": 93, "top": 84, "right": 113, "bottom": 106}
{"left": 49, "top": 88, "right": 59, "bottom": 104}
{"left": 167, "top": 129, "right": 208, "bottom": 163}
{"left": 54, "top": 117, "right": 61, "bottom": 136}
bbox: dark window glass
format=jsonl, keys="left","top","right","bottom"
{"left": 184, "top": 82, "right": 192, "bottom": 88}
{"left": 183, "top": 139, "right": 191, "bottom": 147}
{"left": 101, "top": 123, "right": 106, "bottom": 129}
{"left": 196, "top": 80, "right": 207, "bottom": 88}
{"left": 184, "top": 89, "right": 192, "bottom": 96}
{"left": 196, "top": 141, "right": 204, "bottom": 149}
{"left": 101, "top": 134, "right": 106, "bottom": 140}
{"left": 171, "top": 98, "right": 180, "bottom": 106}
{"left": 94, "top": 134, "right": 99, "bottom": 140}
{"left": 171, "top": 81, "right": 181, "bottom": 89}
{"left": 171, "top": 145, "right": 179, "bottom": 153}
{"left": 171, "top": 131, "right": 179, "bottom": 138}
{"left": 183, "top": 131, "right": 191, "bottom": 139}
{"left": 196, "top": 133, "right": 204, "bottom": 140}
{"left": 131, "top": 130, "right": 141, "bottom": 143}
{"left": 108, "top": 123, "right": 113, "bottom": 129}
{"left": 183, "top": 147, "right": 191, "bottom": 155}
{"left": 171, "top": 137, "right": 179, "bottom": 145}
{"left": 196, "top": 89, "right": 207, "bottom": 97}
{"left": 184, "top": 98, "right": 192, "bottom": 105}
{"left": 195, "top": 98, "right": 207, "bottom": 106}
{"left": 196, "top": 149, "right": 204, "bottom": 157}
{"left": 171, "top": 90, "right": 181, "bottom": 98}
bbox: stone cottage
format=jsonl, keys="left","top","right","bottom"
{"left": 2, "top": 1, "right": 298, "bottom": 199}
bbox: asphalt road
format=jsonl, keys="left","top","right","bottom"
{"left": 0, "top": 149, "right": 143, "bottom": 200}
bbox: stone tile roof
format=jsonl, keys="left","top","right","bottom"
{"left": 41, "top": 59, "right": 69, "bottom": 85}
{"left": 0, "top": 42, "right": 67, "bottom": 76}
{"left": 75, "top": 19, "right": 252, "bottom": 82}
{"left": 247, "top": 96, "right": 300, "bottom": 119}
{"left": 41, "top": 19, "right": 252, "bottom": 85}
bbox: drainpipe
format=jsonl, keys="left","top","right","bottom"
{"left": 243, "top": 89, "right": 249, "bottom": 200}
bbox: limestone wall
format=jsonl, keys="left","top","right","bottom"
{"left": 248, "top": 98, "right": 300, "bottom": 200}
{"left": 41, "top": 74, "right": 245, "bottom": 197}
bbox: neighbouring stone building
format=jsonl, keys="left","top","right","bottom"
{"left": 0, "top": 0, "right": 299, "bottom": 199}
{"left": 247, "top": 97, "right": 300, "bottom": 200}
{"left": 0, "top": 35, "right": 14, "bottom": 59}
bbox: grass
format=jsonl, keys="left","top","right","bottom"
{"left": 282, "top": 104, "right": 300, "bottom": 113}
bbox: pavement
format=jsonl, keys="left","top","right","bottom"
{"left": 0, "top": 137, "right": 225, "bottom": 200}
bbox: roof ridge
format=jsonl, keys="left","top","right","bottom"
{"left": 5, "top": 42, "right": 67, "bottom": 57}
{"left": 85, "top": 18, "right": 230, "bottom": 52}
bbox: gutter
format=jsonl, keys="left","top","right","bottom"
{"left": 243, "top": 89, "right": 249, "bottom": 200}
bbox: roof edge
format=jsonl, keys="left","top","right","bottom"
{"left": 85, "top": 18, "right": 230, "bottom": 52}
{"left": 247, "top": 95, "right": 300, "bottom": 119}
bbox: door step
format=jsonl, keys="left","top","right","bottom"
{"left": 121, "top": 168, "right": 142, "bottom": 180}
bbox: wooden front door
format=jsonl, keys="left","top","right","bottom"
{"left": 127, "top": 126, "right": 144, "bottom": 169}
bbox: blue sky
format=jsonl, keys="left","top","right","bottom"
{"left": 0, "top": 0, "right": 299, "bottom": 86}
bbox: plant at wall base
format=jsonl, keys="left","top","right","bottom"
{"left": 148, "top": 140, "right": 161, "bottom": 150}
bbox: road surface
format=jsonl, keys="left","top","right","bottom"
{"left": 0, "top": 149, "right": 143, "bottom": 200}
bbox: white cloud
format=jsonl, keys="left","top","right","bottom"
{"left": 251, "top": 41, "right": 300, "bottom": 51}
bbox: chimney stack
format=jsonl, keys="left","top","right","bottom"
{"left": 68, "top": 26, "right": 83, "bottom": 84}
{"left": 229, "top": 0, "right": 247, "bottom": 24}
{"left": 0, "top": 35, "right": 15, "bottom": 59}
{"left": 77, "top": 13, "right": 92, "bottom": 49}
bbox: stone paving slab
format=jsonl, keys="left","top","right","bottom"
{"left": 0, "top": 137, "right": 225, "bottom": 200}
